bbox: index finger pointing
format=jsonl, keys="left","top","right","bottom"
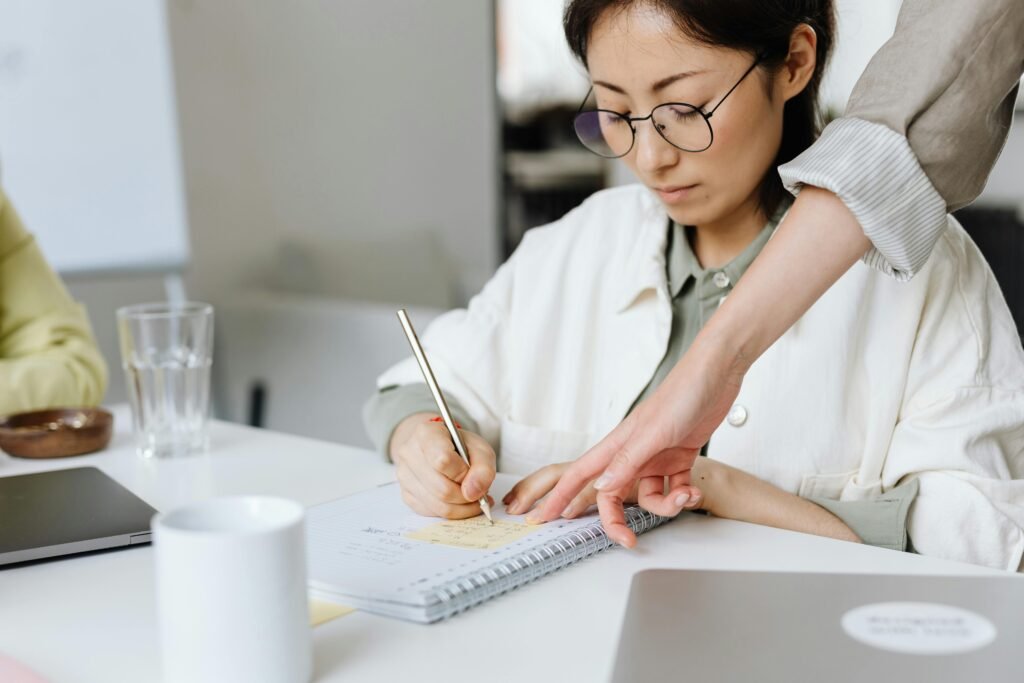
{"left": 536, "top": 448, "right": 609, "bottom": 521}
{"left": 535, "top": 416, "right": 639, "bottom": 521}
{"left": 596, "top": 488, "right": 636, "bottom": 548}
{"left": 539, "top": 411, "right": 669, "bottom": 522}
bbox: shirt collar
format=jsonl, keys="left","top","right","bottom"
{"left": 611, "top": 190, "right": 792, "bottom": 313}
{"left": 611, "top": 189, "right": 676, "bottom": 313}
{"left": 666, "top": 198, "right": 792, "bottom": 299}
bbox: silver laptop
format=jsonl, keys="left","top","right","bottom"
{"left": 0, "top": 467, "right": 156, "bottom": 565}
{"left": 613, "top": 569, "right": 1023, "bottom": 682}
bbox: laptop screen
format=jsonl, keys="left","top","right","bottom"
{"left": 0, "top": 467, "right": 157, "bottom": 565}
{"left": 613, "top": 569, "right": 1022, "bottom": 682}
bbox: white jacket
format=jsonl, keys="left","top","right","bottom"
{"left": 378, "top": 185, "right": 1024, "bottom": 571}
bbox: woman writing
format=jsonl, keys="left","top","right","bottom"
{"left": 366, "top": 0, "right": 1024, "bottom": 570}
{"left": 542, "top": 0, "right": 1024, "bottom": 550}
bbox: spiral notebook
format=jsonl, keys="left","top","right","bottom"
{"left": 306, "top": 473, "right": 672, "bottom": 623}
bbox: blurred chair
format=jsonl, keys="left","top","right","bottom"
{"left": 214, "top": 230, "right": 453, "bottom": 447}
{"left": 955, "top": 205, "right": 1024, "bottom": 341}
{"left": 272, "top": 230, "right": 458, "bottom": 310}
{"left": 214, "top": 291, "right": 441, "bottom": 449}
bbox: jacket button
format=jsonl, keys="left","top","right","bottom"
{"left": 727, "top": 404, "right": 747, "bottom": 427}
{"left": 713, "top": 271, "right": 731, "bottom": 288}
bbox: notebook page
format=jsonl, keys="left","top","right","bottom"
{"left": 306, "top": 473, "right": 606, "bottom": 608}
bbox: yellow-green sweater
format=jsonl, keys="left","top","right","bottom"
{"left": 0, "top": 188, "right": 107, "bottom": 415}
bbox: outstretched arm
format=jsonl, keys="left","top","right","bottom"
{"left": 538, "top": 187, "right": 868, "bottom": 545}
{"left": 538, "top": 0, "right": 1024, "bottom": 546}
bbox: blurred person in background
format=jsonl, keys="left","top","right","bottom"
{"left": 0, "top": 186, "right": 106, "bottom": 415}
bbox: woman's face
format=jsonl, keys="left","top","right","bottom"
{"left": 586, "top": 6, "right": 788, "bottom": 227}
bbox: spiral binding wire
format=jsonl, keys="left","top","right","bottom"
{"left": 423, "top": 506, "right": 670, "bottom": 621}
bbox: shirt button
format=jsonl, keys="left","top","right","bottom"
{"left": 727, "top": 404, "right": 747, "bottom": 427}
{"left": 713, "top": 271, "right": 731, "bottom": 289}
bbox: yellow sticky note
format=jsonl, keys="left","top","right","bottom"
{"left": 309, "top": 599, "right": 355, "bottom": 627}
{"left": 405, "top": 517, "right": 540, "bottom": 550}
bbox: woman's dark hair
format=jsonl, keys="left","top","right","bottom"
{"left": 564, "top": 0, "right": 835, "bottom": 217}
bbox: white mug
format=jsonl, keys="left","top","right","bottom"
{"left": 152, "top": 496, "right": 312, "bottom": 683}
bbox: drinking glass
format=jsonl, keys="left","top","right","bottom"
{"left": 116, "top": 302, "right": 214, "bottom": 458}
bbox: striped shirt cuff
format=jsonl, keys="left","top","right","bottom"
{"left": 778, "top": 118, "right": 948, "bottom": 282}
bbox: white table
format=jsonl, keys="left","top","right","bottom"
{"left": 0, "top": 407, "right": 998, "bottom": 682}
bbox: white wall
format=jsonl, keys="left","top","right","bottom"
{"left": 167, "top": 0, "right": 499, "bottom": 305}
{"left": 66, "top": 0, "right": 499, "bottom": 405}
{"left": 819, "top": 0, "right": 901, "bottom": 114}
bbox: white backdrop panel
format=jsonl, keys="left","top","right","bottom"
{"left": 0, "top": 0, "right": 188, "bottom": 275}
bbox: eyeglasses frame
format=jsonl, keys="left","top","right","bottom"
{"left": 574, "top": 53, "right": 765, "bottom": 158}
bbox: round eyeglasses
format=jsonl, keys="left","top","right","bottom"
{"left": 573, "top": 55, "right": 762, "bottom": 159}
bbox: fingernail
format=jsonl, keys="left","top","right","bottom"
{"left": 593, "top": 473, "right": 613, "bottom": 490}
{"left": 505, "top": 499, "right": 519, "bottom": 514}
{"left": 464, "top": 481, "right": 480, "bottom": 499}
{"left": 561, "top": 505, "right": 575, "bottom": 518}
{"left": 674, "top": 493, "right": 690, "bottom": 508}
{"left": 525, "top": 515, "right": 545, "bottom": 525}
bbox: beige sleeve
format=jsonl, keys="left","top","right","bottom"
{"left": 779, "top": 0, "right": 1023, "bottom": 280}
{"left": 846, "top": 0, "right": 1023, "bottom": 211}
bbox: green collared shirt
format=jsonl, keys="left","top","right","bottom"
{"left": 625, "top": 205, "right": 915, "bottom": 550}
{"left": 628, "top": 213, "right": 776, "bottom": 413}
{"left": 364, "top": 202, "right": 917, "bottom": 551}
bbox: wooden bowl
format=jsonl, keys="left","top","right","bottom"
{"left": 0, "top": 407, "right": 114, "bottom": 458}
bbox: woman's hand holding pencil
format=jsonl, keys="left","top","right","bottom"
{"left": 388, "top": 413, "right": 497, "bottom": 519}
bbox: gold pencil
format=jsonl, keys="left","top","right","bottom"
{"left": 396, "top": 309, "right": 494, "bottom": 524}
